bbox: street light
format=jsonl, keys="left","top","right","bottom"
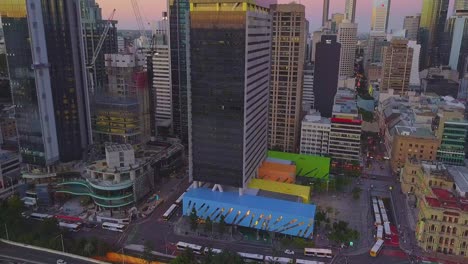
{"left": 53, "top": 234, "right": 65, "bottom": 252}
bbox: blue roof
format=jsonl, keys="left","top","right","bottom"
{"left": 183, "top": 188, "right": 316, "bottom": 238}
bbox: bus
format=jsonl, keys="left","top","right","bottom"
{"left": 163, "top": 204, "right": 178, "bottom": 221}
{"left": 264, "top": 256, "right": 293, "bottom": 264}
{"left": 374, "top": 213, "right": 382, "bottom": 226}
{"left": 296, "top": 260, "right": 325, "bottom": 264}
{"left": 175, "top": 193, "right": 185, "bottom": 205}
{"left": 101, "top": 222, "right": 126, "bottom": 232}
{"left": 303, "top": 248, "right": 333, "bottom": 258}
{"left": 376, "top": 225, "right": 383, "bottom": 240}
{"left": 383, "top": 222, "right": 392, "bottom": 239}
{"left": 59, "top": 222, "right": 81, "bottom": 232}
{"left": 203, "top": 247, "right": 222, "bottom": 255}
{"left": 237, "top": 252, "right": 264, "bottom": 262}
{"left": 370, "top": 239, "right": 384, "bottom": 257}
{"left": 176, "top": 242, "right": 202, "bottom": 255}
{"left": 378, "top": 199, "right": 385, "bottom": 210}
{"left": 381, "top": 211, "right": 389, "bottom": 223}
{"left": 30, "top": 213, "right": 53, "bottom": 221}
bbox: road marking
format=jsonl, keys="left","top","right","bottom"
{"left": 0, "top": 254, "right": 48, "bottom": 264}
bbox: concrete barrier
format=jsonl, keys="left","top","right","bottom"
{"left": 0, "top": 239, "right": 110, "bottom": 264}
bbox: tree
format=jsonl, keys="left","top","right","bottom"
{"left": 189, "top": 207, "right": 198, "bottom": 231}
{"left": 352, "top": 187, "right": 362, "bottom": 200}
{"left": 204, "top": 216, "right": 213, "bottom": 233}
{"left": 171, "top": 249, "right": 197, "bottom": 264}
{"left": 142, "top": 240, "right": 154, "bottom": 263}
{"left": 83, "top": 240, "right": 96, "bottom": 256}
{"left": 218, "top": 215, "right": 226, "bottom": 235}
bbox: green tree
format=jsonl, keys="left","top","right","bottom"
{"left": 83, "top": 240, "right": 96, "bottom": 256}
{"left": 142, "top": 240, "right": 154, "bottom": 263}
{"left": 351, "top": 187, "right": 362, "bottom": 200}
{"left": 218, "top": 215, "right": 226, "bottom": 235}
{"left": 189, "top": 207, "right": 198, "bottom": 231}
{"left": 204, "top": 216, "right": 213, "bottom": 233}
{"left": 171, "top": 249, "right": 197, "bottom": 264}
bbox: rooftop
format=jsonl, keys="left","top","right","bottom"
{"left": 394, "top": 126, "right": 435, "bottom": 138}
{"left": 425, "top": 188, "right": 468, "bottom": 212}
{"left": 105, "top": 144, "right": 133, "bottom": 153}
{"left": 302, "top": 110, "right": 331, "bottom": 125}
{"left": 332, "top": 88, "right": 358, "bottom": 115}
{"left": 447, "top": 166, "right": 468, "bottom": 194}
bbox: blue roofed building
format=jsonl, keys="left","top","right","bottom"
{"left": 183, "top": 188, "right": 316, "bottom": 238}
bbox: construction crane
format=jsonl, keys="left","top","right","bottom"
{"left": 86, "top": 8, "right": 116, "bottom": 95}
{"left": 131, "top": 0, "right": 149, "bottom": 48}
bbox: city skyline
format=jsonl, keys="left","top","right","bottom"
{"left": 97, "top": 0, "right": 435, "bottom": 33}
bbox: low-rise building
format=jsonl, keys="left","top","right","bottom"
{"left": 300, "top": 111, "right": 330, "bottom": 156}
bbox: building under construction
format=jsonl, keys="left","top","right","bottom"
{"left": 92, "top": 53, "right": 151, "bottom": 149}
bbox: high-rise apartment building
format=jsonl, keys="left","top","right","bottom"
{"left": 268, "top": 3, "right": 305, "bottom": 153}
{"left": 302, "top": 63, "right": 314, "bottom": 110}
{"left": 448, "top": 13, "right": 468, "bottom": 77}
{"left": 381, "top": 39, "right": 413, "bottom": 94}
{"left": 330, "top": 13, "right": 344, "bottom": 33}
{"left": 169, "top": 0, "right": 190, "bottom": 145}
{"left": 365, "top": 31, "right": 388, "bottom": 67}
{"left": 313, "top": 35, "right": 341, "bottom": 118}
{"left": 338, "top": 21, "right": 358, "bottom": 78}
{"left": 189, "top": 0, "right": 274, "bottom": 189}
{"left": 454, "top": 0, "right": 468, "bottom": 12}
{"left": 80, "top": 0, "right": 117, "bottom": 95}
{"left": 371, "top": 0, "right": 391, "bottom": 32}
{"left": 323, "top": 0, "right": 330, "bottom": 27}
{"left": 419, "top": 0, "right": 449, "bottom": 69}
{"left": 403, "top": 14, "right": 421, "bottom": 41}
{"left": 311, "top": 30, "right": 323, "bottom": 62}
{"left": 345, "top": 0, "right": 357, "bottom": 23}
{"left": 1, "top": 0, "right": 91, "bottom": 166}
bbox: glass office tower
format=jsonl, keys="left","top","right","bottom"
{"left": 189, "top": 0, "right": 274, "bottom": 188}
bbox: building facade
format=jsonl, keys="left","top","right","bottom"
{"left": 189, "top": 0, "right": 273, "bottom": 189}
{"left": 381, "top": 39, "right": 413, "bottom": 94}
{"left": 268, "top": 3, "right": 305, "bottom": 153}
{"left": 454, "top": 0, "right": 468, "bottom": 12}
{"left": 448, "top": 13, "right": 468, "bottom": 78}
{"left": 313, "top": 35, "right": 341, "bottom": 118}
{"left": 338, "top": 21, "right": 358, "bottom": 78}
{"left": 403, "top": 14, "right": 421, "bottom": 41}
{"left": 1, "top": 0, "right": 91, "bottom": 166}
{"left": 302, "top": 63, "right": 314, "bottom": 110}
{"left": 345, "top": 0, "right": 357, "bottom": 23}
{"left": 322, "top": 0, "right": 330, "bottom": 27}
{"left": 300, "top": 111, "right": 330, "bottom": 156}
{"left": 371, "top": 0, "right": 391, "bottom": 32}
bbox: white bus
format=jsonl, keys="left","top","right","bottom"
{"left": 381, "top": 211, "right": 389, "bottom": 223}
{"left": 303, "top": 248, "right": 333, "bottom": 258}
{"left": 175, "top": 193, "right": 185, "bottom": 205}
{"left": 296, "top": 260, "right": 325, "bottom": 264}
{"left": 375, "top": 213, "right": 382, "bottom": 226}
{"left": 264, "top": 256, "right": 293, "bottom": 264}
{"left": 378, "top": 199, "right": 385, "bottom": 210}
{"left": 176, "top": 242, "right": 202, "bottom": 255}
{"left": 101, "top": 222, "right": 126, "bottom": 232}
{"left": 237, "top": 252, "right": 264, "bottom": 262}
{"left": 370, "top": 239, "right": 384, "bottom": 257}
{"left": 376, "top": 225, "right": 383, "bottom": 240}
{"left": 372, "top": 197, "right": 378, "bottom": 204}
{"left": 59, "top": 222, "right": 81, "bottom": 232}
{"left": 372, "top": 204, "right": 380, "bottom": 215}
{"left": 30, "top": 213, "right": 53, "bottom": 221}
{"left": 203, "top": 247, "right": 222, "bottom": 255}
{"left": 383, "top": 222, "right": 392, "bottom": 239}
{"left": 163, "top": 204, "right": 178, "bottom": 221}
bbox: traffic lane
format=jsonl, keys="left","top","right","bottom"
{"left": 0, "top": 241, "right": 98, "bottom": 264}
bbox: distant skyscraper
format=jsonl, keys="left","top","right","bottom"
{"left": 371, "top": 0, "right": 391, "bottom": 32}
{"left": 189, "top": 0, "right": 273, "bottom": 189}
{"left": 311, "top": 30, "right": 323, "bottom": 62}
{"left": 454, "top": 0, "right": 468, "bottom": 12}
{"left": 302, "top": 64, "right": 315, "bottom": 110}
{"left": 169, "top": 0, "right": 190, "bottom": 145}
{"left": 403, "top": 14, "right": 421, "bottom": 41}
{"left": 419, "top": 0, "right": 449, "bottom": 69}
{"left": 331, "top": 13, "right": 344, "bottom": 33}
{"left": 338, "top": 21, "right": 358, "bottom": 78}
{"left": 448, "top": 13, "right": 468, "bottom": 77}
{"left": 314, "top": 35, "right": 341, "bottom": 118}
{"left": 381, "top": 39, "right": 413, "bottom": 94}
{"left": 0, "top": 0, "right": 91, "bottom": 165}
{"left": 268, "top": 3, "right": 305, "bottom": 153}
{"left": 323, "top": 0, "right": 330, "bottom": 27}
{"left": 345, "top": 0, "right": 357, "bottom": 23}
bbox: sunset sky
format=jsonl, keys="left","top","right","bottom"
{"left": 97, "top": 0, "right": 447, "bottom": 33}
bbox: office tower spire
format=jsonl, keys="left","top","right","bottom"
{"left": 269, "top": 3, "right": 306, "bottom": 153}
{"left": 345, "top": 0, "right": 357, "bottom": 23}
{"left": 323, "top": 0, "right": 330, "bottom": 27}
{"left": 371, "top": 0, "right": 391, "bottom": 32}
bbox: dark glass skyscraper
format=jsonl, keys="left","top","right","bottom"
{"left": 0, "top": 0, "right": 91, "bottom": 165}
{"left": 169, "top": 0, "right": 190, "bottom": 145}
{"left": 189, "top": 0, "right": 273, "bottom": 188}
{"left": 313, "top": 35, "right": 341, "bottom": 118}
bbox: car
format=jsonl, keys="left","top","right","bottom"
{"left": 284, "top": 249, "right": 294, "bottom": 255}
{"left": 56, "top": 260, "right": 67, "bottom": 264}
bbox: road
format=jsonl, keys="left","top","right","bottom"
{"left": 0, "top": 241, "right": 100, "bottom": 264}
